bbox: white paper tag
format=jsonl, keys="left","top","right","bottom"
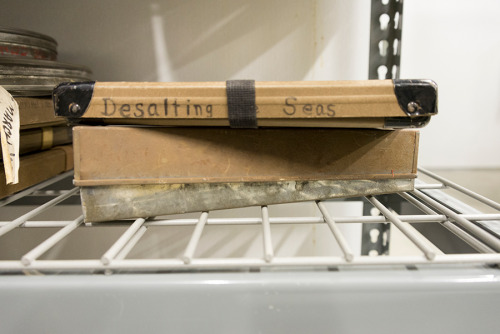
{"left": 0, "top": 86, "right": 20, "bottom": 184}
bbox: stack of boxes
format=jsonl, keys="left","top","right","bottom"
{"left": 0, "top": 27, "right": 92, "bottom": 198}
{"left": 53, "top": 79, "right": 437, "bottom": 222}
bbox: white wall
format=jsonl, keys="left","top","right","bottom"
{"left": 1, "top": 0, "right": 499, "bottom": 168}
{"left": 0, "top": 0, "right": 370, "bottom": 81}
{"left": 401, "top": 0, "right": 500, "bottom": 168}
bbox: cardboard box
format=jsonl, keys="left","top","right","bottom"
{"left": 0, "top": 145, "right": 73, "bottom": 199}
{"left": 54, "top": 79, "right": 437, "bottom": 129}
{"left": 17, "top": 96, "right": 66, "bottom": 129}
{"left": 74, "top": 127, "right": 418, "bottom": 185}
{"left": 73, "top": 126, "right": 419, "bottom": 221}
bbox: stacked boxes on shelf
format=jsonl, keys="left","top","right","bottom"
{"left": 0, "top": 27, "right": 92, "bottom": 198}
{"left": 53, "top": 79, "right": 437, "bottom": 222}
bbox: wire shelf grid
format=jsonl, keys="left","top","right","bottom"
{"left": 0, "top": 168, "right": 499, "bottom": 274}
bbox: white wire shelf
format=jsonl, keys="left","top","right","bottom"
{"left": 0, "top": 167, "right": 499, "bottom": 274}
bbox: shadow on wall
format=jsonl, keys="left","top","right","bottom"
{"left": 149, "top": 0, "right": 335, "bottom": 82}
{"left": 0, "top": 0, "right": 345, "bottom": 81}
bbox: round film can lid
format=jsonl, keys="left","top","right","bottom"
{"left": 0, "top": 57, "right": 92, "bottom": 96}
{"left": 0, "top": 26, "right": 58, "bottom": 61}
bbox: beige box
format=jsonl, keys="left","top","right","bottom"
{"left": 54, "top": 79, "right": 437, "bottom": 129}
{"left": 16, "top": 97, "right": 66, "bottom": 130}
{"left": 73, "top": 126, "right": 419, "bottom": 222}
{"left": 1, "top": 145, "right": 73, "bottom": 199}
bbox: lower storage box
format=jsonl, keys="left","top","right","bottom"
{"left": 73, "top": 126, "right": 419, "bottom": 222}
{"left": 1, "top": 145, "right": 73, "bottom": 199}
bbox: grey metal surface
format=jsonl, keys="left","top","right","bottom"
{"left": 0, "top": 58, "right": 92, "bottom": 96}
{"left": 0, "top": 26, "right": 58, "bottom": 60}
{"left": 363, "top": 0, "right": 405, "bottom": 251}
{"left": 361, "top": 196, "right": 391, "bottom": 256}
{"left": 0, "top": 268, "right": 499, "bottom": 334}
{"left": 369, "top": 0, "right": 403, "bottom": 79}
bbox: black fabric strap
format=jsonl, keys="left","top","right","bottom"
{"left": 226, "top": 80, "right": 257, "bottom": 128}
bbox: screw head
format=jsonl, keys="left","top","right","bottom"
{"left": 69, "top": 102, "right": 81, "bottom": 114}
{"left": 407, "top": 101, "right": 420, "bottom": 113}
